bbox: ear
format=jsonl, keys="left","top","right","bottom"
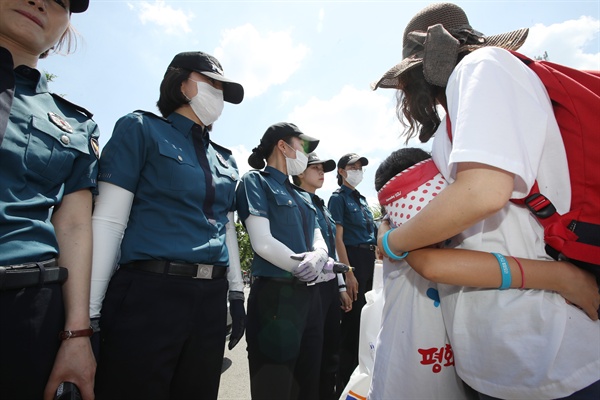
{"left": 277, "top": 140, "right": 288, "bottom": 154}
{"left": 338, "top": 167, "right": 346, "bottom": 177}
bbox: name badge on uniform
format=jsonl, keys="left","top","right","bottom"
{"left": 48, "top": 112, "right": 73, "bottom": 133}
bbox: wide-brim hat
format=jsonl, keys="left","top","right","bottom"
{"left": 168, "top": 51, "right": 244, "bottom": 104}
{"left": 337, "top": 153, "right": 369, "bottom": 169}
{"left": 307, "top": 152, "right": 336, "bottom": 173}
{"left": 378, "top": 159, "right": 448, "bottom": 226}
{"left": 372, "top": 2, "right": 529, "bottom": 89}
{"left": 259, "top": 122, "right": 319, "bottom": 154}
{"left": 70, "top": 0, "right": 89, "bottom": 13}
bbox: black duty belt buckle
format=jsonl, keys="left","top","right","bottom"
{"left": 193, "top": 264, "right": 215, "bottom": 280}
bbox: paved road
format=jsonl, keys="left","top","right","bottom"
{"left": 219, "top": 287, "right": 251, "bottom": 400}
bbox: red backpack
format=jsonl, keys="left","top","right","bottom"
{"left": 449, "top": 51, "right": 600, "bottom": 273}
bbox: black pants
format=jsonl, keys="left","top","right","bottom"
{"left": 247, "top": 278, "right": 323, "bottom": 400}
{"left": 337, "top": 246, "right": 375, "bottom": 394}
{"left": 95, "top": 268, "right": 228, "bottom": 400}
{"left": 0, "top": 283, "right": 64, "bottom": 400}
{"left": 319, "top": 278, "right": 342, "bottom": 400}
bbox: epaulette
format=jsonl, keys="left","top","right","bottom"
{"left": 50, "top": 93, "right": 93, "bottom": 119}
{"left": 132, "top": 109, "right": 169, "bottom": 122}
{"left": 333, "top": 188, "right": 343, "bottom": 194}
{"left": 209, "top": 140, "right": 233, "bottom": 156}
{"left": 257, "top": 169, "right": 270, "bottom": 176}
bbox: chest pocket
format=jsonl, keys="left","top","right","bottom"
{"left": 271, "top": 188, "right": 300, "bottom": 226}
{"left": 25, "top": 114, "right": 90, "bottom": 184}
{"left": 346, "top": 200, "right": 365, "bottom": 225}
{"left": 157, "top": 140, "right": 195, "bottom": 191}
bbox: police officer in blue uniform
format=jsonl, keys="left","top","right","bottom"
{"left": 91, "top": 51, "right": 246, "bottom": 400}
{"left": 236, "top": 123, "right": 336, "bottom": 400}
{"left": 0, "top": 1, "right": 97, "bottom": 399}
{"left": 327, "top": 153, "right": 377, "bottom": 394}
{"left": 293, "top": 153, "right": 353, "bottom": 399}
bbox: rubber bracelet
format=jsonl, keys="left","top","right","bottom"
{"left": 338, "top": 284, "right": 347, "bottom": 289}
{"left": 491, "top": 252, "right": 511, "bottom": 290}
{"left": 382, "top": 230, "right": 408, "bottom": 260}
{"left": 511, "top": 256, "right": 525, "bottom": 289}
{"left": 58, "top": 327, "right": 94, "bottom": 340}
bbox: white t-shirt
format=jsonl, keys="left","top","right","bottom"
{"left": 432, "top": 47, "right": 600, "bottom": 399}
{"left": 368, "top": 259, "right": 474, "bottom": 400}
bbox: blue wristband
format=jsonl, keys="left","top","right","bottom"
{"left": 491, "top": 252, "right": 511, "bottom": 290}
{"left": 382, "top": 229, "right": 408, "bottom": 260}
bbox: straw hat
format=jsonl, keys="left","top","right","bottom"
{"left": 372, "top": 2, "right": 529, "bottom": 89}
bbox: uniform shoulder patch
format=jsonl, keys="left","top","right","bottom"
{"left": 90, "top": 137, "right": 100, "bottom": 159}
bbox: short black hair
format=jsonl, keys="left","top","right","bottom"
{"left": 156, "top": 67, "right": 192, "bottom": 118}
{"left": 374, "top": 148, "right": 431, "bottom": 192}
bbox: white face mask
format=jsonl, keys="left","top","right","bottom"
{"left": 345, "top": 169, "right": 363, "bottom": 187}
{"left": 187, "top": 80, "right": 224, "bottom": 126}
{"left": 284, "top": 144, "right": 309, "bottom": 176}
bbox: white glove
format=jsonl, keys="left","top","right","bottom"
{"left": 292, "top": 248, "right": 328, "bottom": 282}
{"left": 311, "top": 258, "right": 337, "bottom": 284}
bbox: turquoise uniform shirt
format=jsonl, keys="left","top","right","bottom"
{"left": 236, "top": 166, "right": 317, "bottom": 278}
{"left": 0, "top": 65, "right": 99, "bottom": 264}
{"left": 328, "top": 185, "right": 376, "bottom": 246}
{"left": 98, "top": 111, "right": 238, "bottom": 265}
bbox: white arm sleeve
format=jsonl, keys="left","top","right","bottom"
{"left": 312, "top": 227, "right": 327, "bottom": 253}
{"left": 245, "top": 214, "right": 301, "bottom": 272}
{"left": 225, "top": 211, "right": 245, "bottom": 295}
{"left": 90, "top": 182, "right": 134, "bottom": 319}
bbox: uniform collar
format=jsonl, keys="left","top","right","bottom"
{"left": 264, "top": 165, "right": 289, "bottom": 184}
{"left": 14, "top": 64, "right": 45, "bottom": 93}
{"left": 167, "top": 112, "right": 210, "bottom": 141}
{"left": 339, "top": 184, "right": 355, "bottom": 195}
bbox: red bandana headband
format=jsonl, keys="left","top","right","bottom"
{"left": 377, "top": 159, "right": 448, "bottom": 227}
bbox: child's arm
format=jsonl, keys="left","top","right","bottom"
{"left": 406, "top": 248, "right": 600, "bottom": 321}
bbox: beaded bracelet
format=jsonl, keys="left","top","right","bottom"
{"left": 491, "top": 252, "right": 511, "bottom": 290}
{"left": 382, "top": 229, "right": 408, "bottom": 261}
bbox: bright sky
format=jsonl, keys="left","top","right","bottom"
{"left": 41, "top": 0, "right": 599, "bottom": 206}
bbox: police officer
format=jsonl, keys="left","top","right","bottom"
{"left": 0, "top": 1, "right": 97, "bottom": 399}
{"left": 327, "top": 153, "right": 377, "bottom": 394}
{"left": 91, "top": 51, "right": 246, "bottom": 399}
{"left": 236, "top": 123, "right": 336, "bottom": 400}
{"left": 292, "top": 153, "right": 352, "bottom": 399}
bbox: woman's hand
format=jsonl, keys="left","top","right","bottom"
{"left": 556, "top": 262, "right": 600, "bottom": 321}
{"left": 339, "top": 291, "right": 353, "bottom": 312}
{"left": 345, "top": 271, "right": 359, "bottom": 301}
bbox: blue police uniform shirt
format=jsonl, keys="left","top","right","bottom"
{"left": 0, "top": 65, "right": 99, "bottom": 265}
{"left": 98, "top": 111, "right": 238, "bottom": 266}
{"left": 328, "top": 184, "right": 376, "bottom": 246}
{"left": 236, "top": 166, "right": 318, "bottom": 278}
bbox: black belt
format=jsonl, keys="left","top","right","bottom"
{"left": 351, "top": 243, "right": 376, "bottom": 251}
{"left": 253, "top": 276, "right": 309, "bottom": 286}
{"left": 121, "top": 260, "right": 227, "bottom": 280}
{"left": 0, "top": 259, "right": 67, "bottom": 291}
